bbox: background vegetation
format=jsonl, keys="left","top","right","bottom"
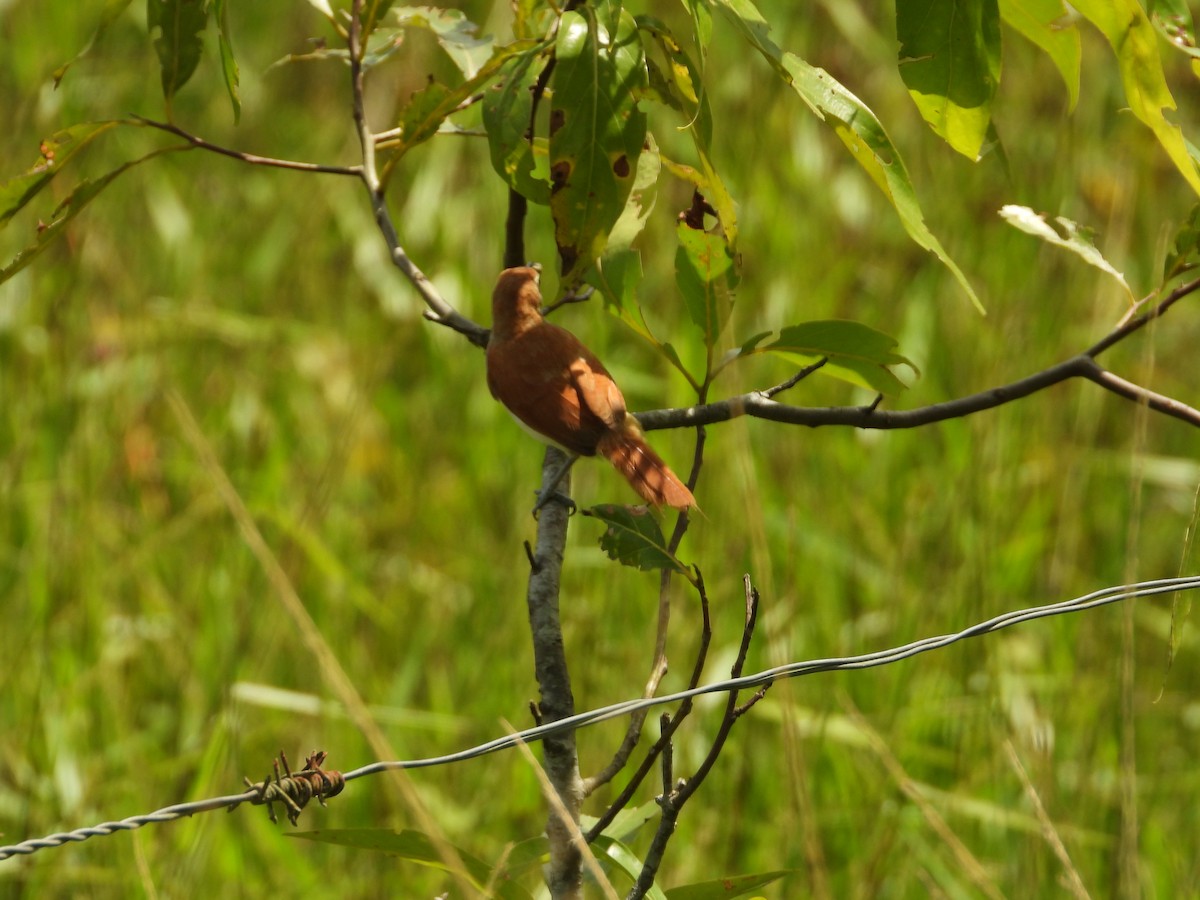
{"left": 1, "top": 0, "right": 1198, "bottom": 896}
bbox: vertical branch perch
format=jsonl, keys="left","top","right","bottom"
{"left": 527, "top": 446, "right": 584, "bottom": 898}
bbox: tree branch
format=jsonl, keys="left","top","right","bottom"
{"left": 526, "top": 447, "right": 584, "bottom": 899}
{"left": 130, "top": 116, "right": 363, "bottom": 175}
{"left": 347, "top": 5, "right": 489, "bottom": 348}
{"left": 637, "top": 276, "right": 1200, "bottom": 434}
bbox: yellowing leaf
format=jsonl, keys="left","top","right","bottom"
{"left": 999, "top": 205, "right": 1132, "bottom": 298}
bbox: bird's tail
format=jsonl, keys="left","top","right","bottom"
{"left": 597, "top": 423, "right": 696, "bottom": 510}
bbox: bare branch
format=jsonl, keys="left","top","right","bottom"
{"left": 131, "top": 116, "right": 363, "bottom": 176}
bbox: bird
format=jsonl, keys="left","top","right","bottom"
{"left": 486, "top": 266, "right": 696, "bottom": 511}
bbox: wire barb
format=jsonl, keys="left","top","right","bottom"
{"left": 243, "top": 750, "right": 346, "bottom": 826}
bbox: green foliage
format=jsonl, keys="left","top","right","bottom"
{"left": 0, "top": 121, "right": 125, "bottom": 228}
{"left": 1071, "top": 0, "right": 1200, "bottom": 195}
{"left": 750, "top": 321, "right": 916, "bottom": 395}
{"left": 483, "top": 46, "right": 552, "bottom": 203}
{"left": 548, "top": 6, "right": 649, "bottom": 281}
{"left": 998, "top": 0, "right": 1081, "bottom": 110}
{"left": 675, "top": 220, "right": 738, "bottom": 350}
{"left": 2, "top": 0, "right": 1200, "bottom": 897}
{"left": 896, "top": 0, "right": 1001, "bottom": 159}
{"left": 146, "top": 0, "right": 208, "bottom": 106}
{"left": 583, "top": 503, "right": 692, "bottom": 578}
{"left": 1164, "top": 203, "right": 1200, "bottom": 282}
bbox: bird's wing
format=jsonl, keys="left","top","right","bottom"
{"left": 568, "top": 355, "right": 626, "bottom": 433}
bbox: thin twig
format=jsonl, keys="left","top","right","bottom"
{"left": 762, "top": 357, "right": 829, "bottom": 398}
{"left": 131, "top": 116, "right": 363, "bottom": 176}
{"left": 629, "top": 577, "right": 764, "bottom": 897}
{"left": 584, "top": 568, "right": 711, "bottom": 840}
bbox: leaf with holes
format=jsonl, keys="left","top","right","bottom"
{"left": 549, "top": 7, "right": 648, "bottom": 281}
{"left": 390, "top": 6, "right": 493, "bottom": 78}
{"left": 639, "top": 17, "right": 736, "bottom": 242}
{"left": 584, "top": 504, "right": 689, "bottom": 575}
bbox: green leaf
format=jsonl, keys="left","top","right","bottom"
{"left": 395, "top": 80, "right": 457, "bottom": 157}
{"left": 386, "top": 40, "right": 532, "bottom": 160}
{"left": 1164, "top": 204, "right": 1200, "bottom": 281}
{"left": 289, "top": 829, "right": 534, "bottom": 900}
{"left": 999, "top": 205, "right": 1133, "bottom": 298}
{"left": 674, "top": 220, "right": 738, "bottom": 348}
{"left": 712, "top": 0, "right": 983, "bottom": 312}
{"left": 1, "top": 149, "right": 173, "bottom": 286}
{"left": 757, "top": 321, "right": 915, "bottom": 395}
{"left": 392, "top": 40, "right": 537, "bottom": 166}
{"left": 146, "top": 0, "right": 208, "bottom": 104}
{"left": 52, "top": 0, "right": 136, "bottom": 87}
{"left": 213, "top": 0, "right": 241, "bottom": 122}
{"left": 587, "top": 834, "right": 667, "bottom": 899}
{"left": 0, "top": 121, "right": 123, "bottom": 230}
{"left": 590, "top": 249, "right": 657, "bottom": 343}
{"left": 607, "top": 132, "right": 661, "bottom": 253}
{"left": 896, "top": 0, "right": 1001, "bottom": 160}
{"left": 1072, "top": 0, "right": 1200, "bottom": 197}
{"left": 999, "top": 0, "right": 1081, "bottom": 110}
{"left": 1149, "top": 0, "right": 1200, "bottom": 60}
{"left": 581, "top": 799, "right": 659, "bottom": 844}
{"left": 390, "top": 7, "right": 493, "bottom": 78}
{"left": 549, "top": 7, "right": 648, "bottom": 281}
{"left": 663, "top": 870, "right": 795, "bottom": 899}
{"left": 482, "top": 45, "right": 551, "bottom": 204}
{"left": 583, "top": 504, "right": 690, "bottom": 575}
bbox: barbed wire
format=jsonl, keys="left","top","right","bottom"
{"left": 1, "top": 575, "right": 1195, "bottom": 862}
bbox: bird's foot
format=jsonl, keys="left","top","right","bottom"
{"left": 532, "top": 489, "right": 576, "bottom": 517}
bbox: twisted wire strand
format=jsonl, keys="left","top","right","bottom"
{"left": 2, "top": 575, "right": 1195, "bottom": 862}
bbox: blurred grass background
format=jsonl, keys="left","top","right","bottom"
{"left": 1, "top": 1, "right": 1198, "bottom": 896}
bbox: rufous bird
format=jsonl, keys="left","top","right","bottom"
{"left": 486, "top": 266, "right": 696, "bottom": 511}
